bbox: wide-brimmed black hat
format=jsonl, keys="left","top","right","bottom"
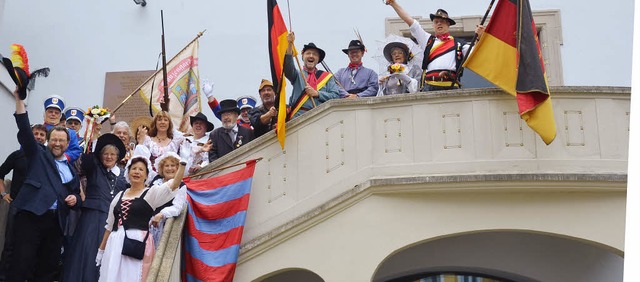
{"left": 342, "top": 40, "right": 365, "bottom": 54}
{"left": 302, "top": 42, "right": 326, "bottom": 63}
{"left": 430, "top": 9, "right": 456, "bottom": 25}
{"left": 190, "top": 112, "right": 214, "bottom": 132}
{"left": 95, "top": 133, "right": 126, "bottom": 162}
{"left": 383, "top": 42, "right": 410, "bottom": 64}
{"left": 218, "top": 99, "right": 240, "bottom": 115}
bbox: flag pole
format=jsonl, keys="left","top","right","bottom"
{"left": 450, "top": 0, "right": 496, "bottom": 88}
{"left": 320, "top": 61, "right": 346, "bottom": 90}
{"left": 286, "top": 0, "right": 316, "bottom": 108}
{"left": 160, "top": 10, "right": 170, "bottom": 112}
{"left": 110, "top": 31, "right": 205, "bottom": 115}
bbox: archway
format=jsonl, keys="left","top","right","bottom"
{"left": 372, "top": 231, "right": 623, "bottom": 282}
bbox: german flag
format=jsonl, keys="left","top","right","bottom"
{"left": 463, "top": 0, "right": 557, "bottom": 144}
{"left": 267, "top": 0, "right": 293, "bottom": 150}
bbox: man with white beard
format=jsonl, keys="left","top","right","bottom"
{"left": 208, "top": 99, "right": 255, "bottom": 162}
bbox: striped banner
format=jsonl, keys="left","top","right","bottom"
{"left": 182, "top": 160, "right": 257, "bottom": 282}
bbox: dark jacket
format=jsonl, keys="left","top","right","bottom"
{"left": 0, "top": 149, "right": 27, "bottom": 200}
{"left": 12, "top": 112, "right": 81, "bottom": 230}
{"left": 81, "top": 153, "right": 127, "bottom": 213}
{"left": 249, "top": 105, "right": 275, "bottom": 138}
{"left": 208, "top": 126, "right": 254, "bottom": 162}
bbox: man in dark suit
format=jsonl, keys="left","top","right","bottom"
{"left": 209, "top": 99, "right": 255, "bottom": 162}
{"left": 7, "top": 88, "right": 81, "bottom": 282}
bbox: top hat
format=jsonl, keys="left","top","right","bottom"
{"left": 430, "top": 9, "right": 456, "bottom": 25}
{"left": 44, "top": 95, "right": 65, "bottom": 111}
{"left": 383, "top": 42, "right": 410, "bottom": 64}
{"left": 302, "top": 42, "right": 326, "bottom": 63}
{"left": 258, "top": 79, "right": 274, "bottom": 91}
{"left": 218, "top": 99, "right": 240, "bottom": 115}
{"left": 237, "top": 96, "right": 257, "bottom": 111}
{"left": 94, "top": 133, "right": 127, "bottom": 162}
{"left": 342, "top": 40, "right": 366, "bottom": 54}
{"left": 189, "top": 112, "right": 214, "bottom": 132}
{"left": 64, "top": 107, "right": 85, "bottom": 123}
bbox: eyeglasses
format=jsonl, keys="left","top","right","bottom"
{"left": 49, "top": 138, "right": 68, "bottom": 144}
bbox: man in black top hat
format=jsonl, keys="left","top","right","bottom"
{"left": 284, "top": 32, "right": 341, "bottom": 119}
{"left": 335, "top": 40, "right": 379, "bottom": 98}
{"left": 385, "top": 0, "right": 484, "bottom": 91}
{"left": 208, "top": 100, "right": 254, "bottom": 162}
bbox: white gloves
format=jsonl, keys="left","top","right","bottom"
{"left": 395, "top": 73, "right": 413, "bottom": 84}
{"left": 96, "top": 249, "right": 104, "bottom": 266}
{"left": 201, "top": 79, "right": 215, "bottom": 99}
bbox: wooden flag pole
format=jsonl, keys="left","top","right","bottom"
{"left": 286, "top": 0, "right": 316, "bottom": 108}
{"left": 160, "top": 10, "right": 170, "bottom": 112}
{"left": 449, "top": 0, "right": 496, "bottom": 88}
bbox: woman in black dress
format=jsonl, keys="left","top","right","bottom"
{"left": 63, "top": 133, "right": 127, "bottom": 282}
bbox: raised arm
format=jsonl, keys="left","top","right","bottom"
{"left": 386, "top": 0, "right": 415, "bottom": 27}
{"left": 168, "top": 161, "right": 187, "bottom": 190}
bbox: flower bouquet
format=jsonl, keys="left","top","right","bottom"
{"left": 388, "top": 63, "right": 406, "bottom": 74}
{"left": 80, "top": 106, "right": 111, "bottom": 153}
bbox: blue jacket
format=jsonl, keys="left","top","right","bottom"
{"left": 13, "top": 112, "right": 81, "bottom": 230}
{"left": 284, "top": 54, "right": 341, "bottom": 119}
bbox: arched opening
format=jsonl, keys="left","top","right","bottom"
{"left": 372, "top": 231, "right": 623, "bottom": 282}
{"left": 255, "top": 268, "right": 324, "bottom": 282}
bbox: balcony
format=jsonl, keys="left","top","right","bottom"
{"left": 150, "top": 86, "right": 629, "bottom": 282}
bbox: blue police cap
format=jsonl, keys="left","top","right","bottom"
{"left": 237, "top": 95, "right": 257, "bottom": 110}
{"left": 43, "top": 95, "right": 65, "bottom": 111}
{"left": 64, "top": 107, "right": 85, "bottom": 123}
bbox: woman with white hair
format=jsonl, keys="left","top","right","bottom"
{"left": 110, "top": 118, "right": 136, "bottom": 169}
{"left": 96, "top": 147, "right": 184, "bottom": 282}
{"left": 148, "top": 151, "right": 187, "bottom": 246}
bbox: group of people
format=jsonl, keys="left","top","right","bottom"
{"left": 0, "top": 85, "right": 192, "bottom": 282}
{"left": 0, "top": 1, "right": 486, "bottom": 281}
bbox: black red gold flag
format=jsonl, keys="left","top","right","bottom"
{"left": 464, "top": 0, "right": 557, "bottom": 144}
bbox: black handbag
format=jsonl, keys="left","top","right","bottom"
{"left": 114, "top": 190, "right": 150, "bottom": 260}
{"left": 121, "top": 229, "right": 149, "bottom": 260}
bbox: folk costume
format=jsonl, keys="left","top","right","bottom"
{"left": 410, "top": 9, "right": 470, "bottom": 91}
{"left": 378, "top": 42, "right": 422, "bottom": 96}
{"left": 285, "top": 43, "right": 341, "bottom": 119}
{"left": 149, "top": 152, "right": 187, "bottom": 247}
{"left": 98, "top": 152, "right": 177, "bottom": 282}
{"left": 335, "top": 40, "right": 379, "bottom": 97}
{"left": 63, "top": 134, "right": 127, "bottom": 282}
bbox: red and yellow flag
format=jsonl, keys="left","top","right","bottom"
{"left": 268, "top": 0, "right": 295, "bottom": 150}
{"left": 464, "top": 0, "right": 556, "bottom": 144}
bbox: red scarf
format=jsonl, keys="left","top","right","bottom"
{"left": 304, "top": 67, "right": 318, "bottom": 89}
{"left": 348, "top": 62, "right": 362, "bottom": 69}
{"left": 436, "top": 32, "right": 452, "bottom": 41}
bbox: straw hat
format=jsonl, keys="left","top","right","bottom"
{"left": 129, "top": 116, "right": 153, "bottom": 138}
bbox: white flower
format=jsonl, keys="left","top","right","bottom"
{"left": 91, "top": 108, "right": 101, "bottom": 115}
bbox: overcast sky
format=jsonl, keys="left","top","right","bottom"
{"left": 0, "top": 0, "right": 634, "bottom": 126}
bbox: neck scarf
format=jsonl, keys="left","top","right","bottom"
{"left": 304, "top": 67, "right": 318, "bottom": 89}
{"left": 348, "top": 62, "right": 362, "bottom": 69}
{"left": 436, "top": 32, "right": 452, "bottom": 41}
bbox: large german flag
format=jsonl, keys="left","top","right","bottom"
{"left": 464, "top": 0, "right": 556, "bottom": 144}
{"left": 267, "top": 0, "right": 293, "bottom": 150}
